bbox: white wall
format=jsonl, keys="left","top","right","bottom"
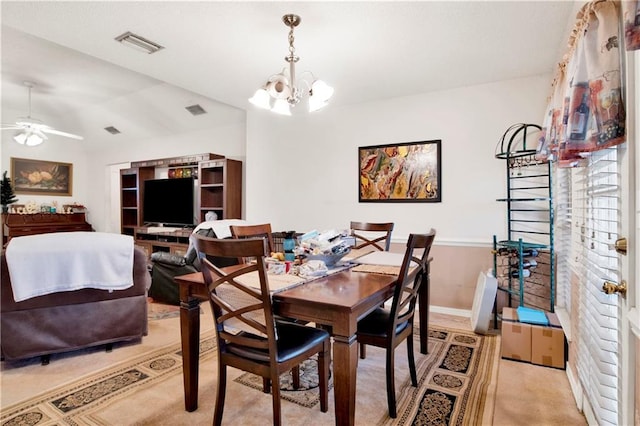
{"left": 245, "top": 74, "right": 551, "bottom": 245}
{"left": 1, "top": 114, "right": 246, "bottom": 232}
{"left": 1, "top": 131, "right": 90, "bottom": 213}
{"left": 3, "top": 73, "right": 550, "bottom": 244}
{"left": 87, "top": 122, "right": 246, "bottom": 232}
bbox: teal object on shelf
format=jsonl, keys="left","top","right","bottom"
{"left": 516, "top": 306, "right": 549, "bottom": 326}
{"left": 283, "top": 231, "right": 296, "bottom": 262}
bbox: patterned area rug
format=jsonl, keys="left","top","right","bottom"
{"left": 0, "top": 334, "right": 218, "bottom": 426}
{"left": 147, "top": 299, "right": 204, "bottom": 321}
{"left": 0, "top": 327, "right": 498, "bottom": 426}
{"left": 147, "top": 298, "right": 181, "bottom": 321}
{"left": 235, "top": 327, "right": 499, "bottom": 425}
{"left": 383, "top": 328, "right": 499, "bottom": 426}
{"left": 235, "top": 357, "right": 333, "bottom": 408}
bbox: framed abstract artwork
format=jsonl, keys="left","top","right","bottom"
{"left": 358, "top": 140, "right": 441, "bottom": 202}
{"left": 11, "top": 157, "right": 73, "bottom": 196}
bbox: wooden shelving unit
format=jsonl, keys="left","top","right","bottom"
{"left": 133, "top": 227, "right": 192, "bottom": 259}
{"left": 198, "top": 158, "right": 242, "bottom": 222}
{"left": 120, "top": 166, "right": 154, "bottom": 237}
{"left": 119, "top": 153, "right": 242, "bottom": 237}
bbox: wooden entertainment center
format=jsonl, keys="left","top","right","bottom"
{"left": 120, "top": 152, "right": 242, "bottom": 257}
{"left": 133, "top": 227, "right": 192, "bottom": 259}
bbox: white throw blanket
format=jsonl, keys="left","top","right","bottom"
{"left": 6, "top": 232, "right": 135, "bottom": 302}
{"left": 193, "top": 219, "right": 248, "bottom": 239}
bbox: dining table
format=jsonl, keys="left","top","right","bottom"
{"left": 173, "top": 258, "right": 431, "bottom": 426}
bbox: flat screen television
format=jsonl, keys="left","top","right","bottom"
{"left": 143, "top": 177, "right": 195, "bottom": 227}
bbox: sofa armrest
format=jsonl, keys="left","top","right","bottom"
{"left": 151, "top": 251, "right": 187, "bottom": 267}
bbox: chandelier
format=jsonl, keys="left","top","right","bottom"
{"left": 249, "top": 14, "right": 334, "bottom": 116}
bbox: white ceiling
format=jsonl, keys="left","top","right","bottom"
{"left": 1, "top": 1, "right": 578, "bottom": 148}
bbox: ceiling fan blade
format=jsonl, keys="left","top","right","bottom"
{"left": 1, "top": 124, "right": 23, "bottom": 130}
{"left": 6, "top": 84, "right": 84, "bottom": 142}
{"left": 40, "top": 127, "right": 84, "bottom": 140}
{"left": 34, "top": 129, "right": 48, "bottom": 141}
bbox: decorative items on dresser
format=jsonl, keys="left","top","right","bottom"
{"left": 1, "top": 212, "right": 92, "bottom": 246}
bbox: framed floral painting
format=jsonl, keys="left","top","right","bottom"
{"left": 358, "top": 140, "right": 441, "bottom": 202}
{"left": 11, "top": 157, "right": 73, "bottom": 196}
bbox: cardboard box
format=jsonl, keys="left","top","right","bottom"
{"left": 501, "top": 307, "right": 566, "bottom": 369}
{"left": 501, "top": 307, "right": 532, "bottom": 362}
{"left": 531, "top": 323, "right": 566, "bottom": 369}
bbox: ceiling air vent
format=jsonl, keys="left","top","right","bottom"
{"left": 115, "top": 31, "right": 164, "bottom": 54}
{"left": 104, "top": 126, "right": 121, "bottom": 135}
{"left": 185, "top": 104, "right": 207, "bottom": 116}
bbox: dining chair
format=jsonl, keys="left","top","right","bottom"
{"left": 351, "top": 221, "right": 395, "bottom": 358}
{"left": 229, "top": 222, "right": 303, "bottom": 390}
{"left": 193, "top": 234, "right": 330, "bottom": 426}
{"left": 350, "top": 221, "right": 395, "bottom": 252}
{"left": 356, "top": 229, "right": 436, "bottom": 418}
{"left": 230, "top": 223, "right": 275, "bottom": 264}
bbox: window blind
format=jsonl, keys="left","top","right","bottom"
{"left": 561, "top": 146, "right": 621, "bottom": 425}
{"left": 554, "top": 165, "right": 572, "bottom": 312}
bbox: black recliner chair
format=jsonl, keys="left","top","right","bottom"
{"left": 148, "top": 228, "right": 237, "bottom": 305}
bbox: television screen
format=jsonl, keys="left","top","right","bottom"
{"left": 143, "top": 177, "right": 195, "bottom": 227}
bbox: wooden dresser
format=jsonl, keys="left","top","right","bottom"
{"left": 1, "top": 213, "right": 93, "bottom": 245}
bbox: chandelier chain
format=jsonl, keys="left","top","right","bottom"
{"left": 287, "top": 26, "right": 299, "bottom": 63}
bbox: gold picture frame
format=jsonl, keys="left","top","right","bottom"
{"left": 358, "top": 140, "right": 441, "bottom": 202}
{"left": 11, "top": 157, "right": 73, "bottom": 196}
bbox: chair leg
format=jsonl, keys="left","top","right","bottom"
{"left": 360, "top": 342, "right": 367, "bottom": 359}
{"left": 213, "top": 363, "right": 227, "bottom": 426}
{"left": 407, "top": 331, "right": 418, "bottom": 387}
{"left": 292, "top": 365, "right": 301, "bottom": 390}
{"left": 386, "top": 348, "right": 397, "bottom": 418}
{"left": 271, "top": 373, "right": 282, "bottom": 426}
{"left": 262, "top": 377, "right": 271, "bottom": 393}
{"left": 318, "top": 341, "right": 330, "bottom": 413}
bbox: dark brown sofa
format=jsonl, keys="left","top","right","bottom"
{"left": 1, "top": 247, "right": 150, "bottom": 362}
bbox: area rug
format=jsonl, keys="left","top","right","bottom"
{"left": 235, "top": 327, "right": 500, "bottom": 425}
{"left": 234, "top": 357, "right": 333, "bottom": 408}
{"left": 147, "top": 298, "right": 204, "bottom": 321}
{"left": 147, "top": 298, "right": 181, "bottom": 321}
{"left": 0, "top": 327, "right": 499, "bottom": 426}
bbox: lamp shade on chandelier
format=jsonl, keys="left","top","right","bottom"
{"left": 14, "top": 130, "right": 45, "bottom": 146}
{"left": 249, "top": 14, "right": 334, "bottom": 115}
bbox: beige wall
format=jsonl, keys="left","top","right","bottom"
{"left": 390, "top": 242, "right": 493, "bottom": 311}
{"left": 636, "top": 335, "right": 639, "bottom": 426}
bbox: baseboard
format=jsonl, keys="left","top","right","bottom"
{"left": 565, "top": 364, "right": 583, "bottom": 411}
{"left": 430, "top": 305, "right": 471, "bottom": 318}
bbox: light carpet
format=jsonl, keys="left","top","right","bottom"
{"left": 1, "top": 326, "right": 499, "bottom": 425}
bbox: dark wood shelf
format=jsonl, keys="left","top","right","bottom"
{"left": 120, "top": 154, "right": 242, "bottom": 237}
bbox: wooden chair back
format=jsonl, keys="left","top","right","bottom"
{"left": 350, "top": 221, "right": 394, "bottom": 251}
{"left": 193, "top": 235, "right": 276, "bottom": 344}
{"left": 390, "top": 229, "right": 436, "bottom": 336}
{"left": 230, "top": 223, "right": 274, "bottom": 264}
{"left": 356, "top": 228, "right": 436, "bottom": 418}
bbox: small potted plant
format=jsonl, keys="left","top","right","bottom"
{"left": 1, "top": 170, "right": 18, "bottom": 213}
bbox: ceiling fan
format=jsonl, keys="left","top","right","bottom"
{"left": 1, "top": 81, "right": 84, "bottom": 146}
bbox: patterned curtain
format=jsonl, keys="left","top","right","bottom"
{"left": 623, "top": 0, "right": 640, "bottom": 50}
{"left": 537, "top": 0, "right": 626, "bottom": 167}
